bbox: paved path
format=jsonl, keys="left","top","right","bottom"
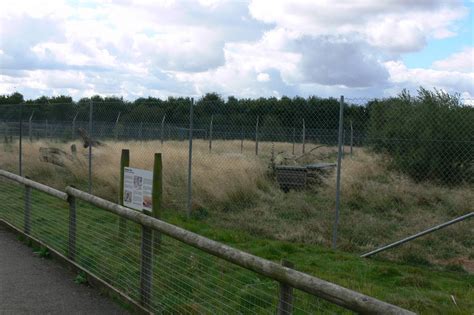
{"left": 0, "top": 225, "right": 128, "bottom": 314}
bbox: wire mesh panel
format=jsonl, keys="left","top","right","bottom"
{"left": 74, "top": 200, "right": 142, "bottom": 301}
{"left": 338, "top": 92, "right": 474, "bottom": 262}
{"left": 0, "top": 104, "right": 22, "bottom": 175}
{"left": 28, "top": 189, "right": 69, "bottom": 255}
{"left": 0, "top": 177, "right": 24, "bottom": 227}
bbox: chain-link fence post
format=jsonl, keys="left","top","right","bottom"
{"left": 28, "top": 111, "right": 34, "bottom": 142}
{"left": 72, "top": 111, "right": 78, "bottom": 139}
{"left": 292, "top": 128, "right": 296, "bottom": 155}
{"left": 19, "top": 103, "right": 23, "bottom": 176}
{"left": 240, "top": 126, "right": 244, "bottom": 153}
{"left": 332, "top": 95, "right": 344, "bottom": 250}
{"left": 161, "top": 114, "right": 166, "bottom": 145}
{"left": 342, "top": 129, "right": 346, "bottom": 159}
{"left": 302, "top": 118, "right": 306, "bottom": 154}
{"left": 209, "top": 114, "right": 213, "bottom": 152}
{"left": 114, "top": 112, "right": 121, "bottom": 140}
{"left": 187, "top": 98, "right": 194, "bottom": 217}
{"left": 255, "top": 116, "right": 259, "bottom": 155}
{"left": 88, "top": 100, "right": 93, "bottom": 193}
{"left": 350, "top": 120, "right": 353, "bottom": 159}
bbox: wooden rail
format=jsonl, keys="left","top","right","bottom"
{"left": 0, "top": 170, "right": 68, "bottom": 200}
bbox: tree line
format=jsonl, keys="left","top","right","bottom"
{"left": 0, "top": 92, "right": 367, "bottom": 131}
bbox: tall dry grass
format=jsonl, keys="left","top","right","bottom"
{"left": 1, "top": 139, "right": 268, "bottom": 209}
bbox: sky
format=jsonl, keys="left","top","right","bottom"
{"left": 0, "top": 0, "right": 473, "bottom": 101}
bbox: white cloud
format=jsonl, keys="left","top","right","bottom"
{"left": 248, "top": 0, "right": 467, "bottom": 54}
{"left": 385, "top": 60, "right": 474, "bottom": 95}
{"left": 432, "top": 47, "right": 474, "bottom": 72}
{"left": 257, "top": 72, "right": 270, "bottom": 82}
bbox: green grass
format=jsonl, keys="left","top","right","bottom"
{"left": 0, "top": 179, "right": 472, "bottom": 314}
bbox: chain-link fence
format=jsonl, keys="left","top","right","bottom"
{"left": 1, "top": 91, "right": 473, "bottom": 268}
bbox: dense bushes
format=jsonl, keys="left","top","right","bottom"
{"left": 368, "top": 88, "right": 474, "bottom": 184}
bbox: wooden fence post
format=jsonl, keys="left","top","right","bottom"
{"left": 24, "top": 178, "right": 31, "bottom": 234}
{"left": 140, "top": 223, "right": 153, "bottom": 307}
{"left": 118, "top": 149, "right": 130, "bottom": 237}
{"left": 68, "top": 194, "right": 76, "bottom": 261}
{"left": 140, "top": 149, "right": 157, "bottom": 308}
{"left": 277, "top": 260, "right": 294, "bottom": 315}
{"left": 152, "top": 153, "right": 163, "bottom": 248}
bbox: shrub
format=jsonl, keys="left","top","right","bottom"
{"left": 367, "top": 88, "right": 474, "bottom": 184}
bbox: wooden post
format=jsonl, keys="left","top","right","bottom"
{"left": 255, "top": 116, "right": 259, "bottom": 156}
{"left": 68, "top": 194, "right": 76, "bottom": 261}
{"left": 152, "top": 153, "right": 163, "bottom": 248}
{"left": 277, "top": 260, "right": 294, "bottom": 315}
{"left": 161, "top": 114, "right": 166, "bottom": 145}
{"left": 118, "top": 149, "right": 130, "bottom": 237}
{"left": 209, "top": 115, "right": 213, "bottom": 152}
{"left": 302, "top": 119, "right": 306, "bottom": 154}
{"left": 24, "top": 179, "right": 31, "bottom": 234}
{"left": 139, "top": 223, "right": 153, "bottom": 307}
